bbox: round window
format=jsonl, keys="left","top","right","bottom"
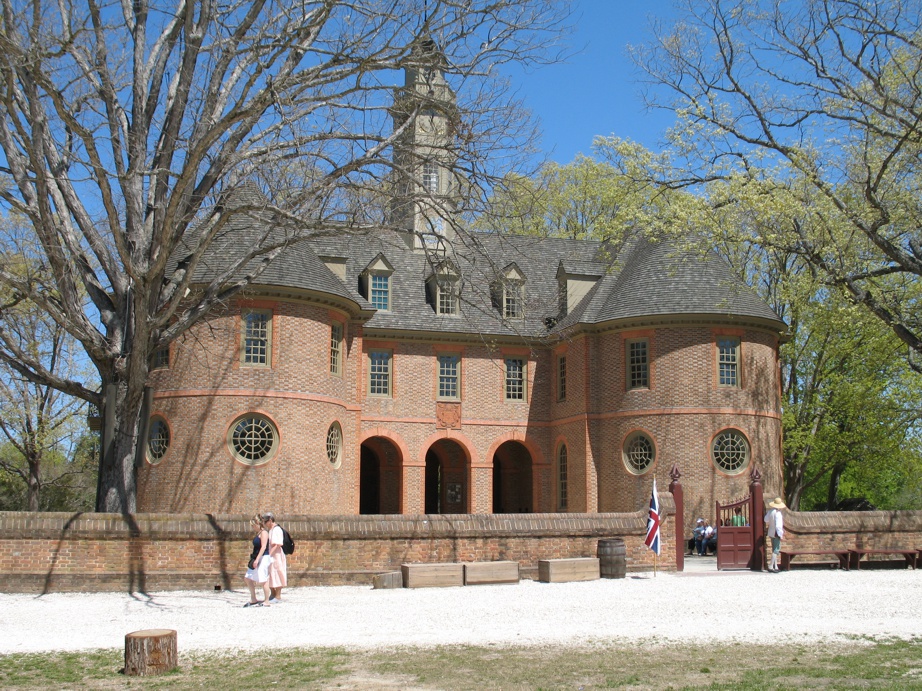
{"left": 228, "top": 414, "right": 279, "bottom": 465}
{"left": 147, "top": 416, "right": 170, "bottom": 464}
{"left": 326, "top": 422, "right": 343, "bottom": 468}
{"left": 623, "top": 432, "right": 655, "bottom": 474}
{"left": 712, "top": 429, "right": 750, "bottom": 474}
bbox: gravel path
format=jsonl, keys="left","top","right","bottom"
{"left": 2, "top": 569, "right": 920, "bottom": 654}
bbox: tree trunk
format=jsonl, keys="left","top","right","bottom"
{"left": 96, "top": 379, "right": 145, "bottom": 514}
{"left": 827, "top": 463, "right": 846, "bottom": 510}
{"left": 27, "top": 458, "right": 40, "bottom": 512}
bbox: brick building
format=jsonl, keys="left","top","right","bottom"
{"left": 137, "top": 39, "right": 786, "bottom": 522}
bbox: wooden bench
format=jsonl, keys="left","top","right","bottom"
{"left": 372, "top": 571, "right": 403, "bottom": 589}
{"left": 538, "top": 558, "right": 600, "bottom": 583}
{"left": 848, "top": 549, "right": 918, "bottom": 570}
{"left": 779, "top": 550, "right": 850, "bottom": 571}
{"left": 401, "top": 563, "right": 464, "bottom": 588}
{"left": 463, "top": 561, "right": 520, "bottom": 586}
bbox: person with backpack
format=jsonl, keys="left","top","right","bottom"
{"left": 261, "top": 512, "right": 288, "bottom": 602}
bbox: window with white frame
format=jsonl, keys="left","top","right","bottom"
{"left": 437, "top": 279, "right": 457, "bottom": 315}
{"left": 438, "top": 354, "right": 460, "bottom": 400}
{"left": 557, "top": 443, "right": 568, "bottom": 511}
{"left": 368, "top": 350, "right": 392, "bottom": 397}
{"left": 330, "top": 322, "right": 343, "bottom": 375}
{"left": 146, "top": 416, "right": 170, "bottom": 464}
{"left": 504, "top": 357, "right": 525, "bottom": 401}
{"left": 326, "top": 421, "right": 343, "bottom": 468}
{"left": 152, "top": 346, "right": 170, "bottom": 370}
{"left": 718, "top": 336, "right": 740, "bottom": 387}
{"left": 228, "top": 413, "right": 279, "bottom": 465}
{"left": 712, "top": 429, "right": 750, "bottom": 474}
{"left": 241, "top": 310, "right": 271, "bottom": 366}
{"left": 370, "top": 274, "right": 390, "bottom": 311}
{"left": 627, "top": 339, "right": 649, "bottom": 389}
{"left": 503, "top": 282, "right": 524, "bottom": 319}
{"left": 422, "top": 162, "right": 439, "bottom": 194}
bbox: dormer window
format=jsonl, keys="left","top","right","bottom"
{"left": 503, "top": 283, "right": 523, "bottom": 319}
{"left": 361, "top": 254, "right": 394, "bottom": 312}
{"left": 427, "top": 260, "right": 459, "bottom": 316}
{"left": 371, "top": 274, "right": 390, "bottom": 310}
{"left": 496, "top": 263, "right": 525, "bottom": 320}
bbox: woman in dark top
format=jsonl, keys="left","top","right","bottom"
{"left": 243, "top": 515, "right": 272, "bottom": 607}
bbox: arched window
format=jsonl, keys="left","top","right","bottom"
{"left": 326, "top": 422, "right": 343, "bottom": 468}
{"left": 146, "top": 416, "right": 170, "bottom": 464}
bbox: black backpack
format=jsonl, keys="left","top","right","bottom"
{"left": 281, "top": 526, "right": 295, "bottom": 555}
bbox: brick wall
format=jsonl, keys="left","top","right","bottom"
{"left": 782, "top": 510, "right": 922, "bottom": 563}
{"left": 0, "top": 505, "right": 675, "bottom": 594}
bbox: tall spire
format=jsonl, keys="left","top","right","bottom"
{"left": 390, "top": 34, "right": 459, "bottom": 251}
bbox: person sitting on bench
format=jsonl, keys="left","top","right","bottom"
{"left": 693, "top": 518, "right": 707, "bottom": 555}
{"left": 700, "top": 520, "right": 717, "bottom": 555}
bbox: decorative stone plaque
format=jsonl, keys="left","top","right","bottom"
{"left": 436, "top": 402, "right": 461, "bottom": 429}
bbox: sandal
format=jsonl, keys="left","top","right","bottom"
{"left": 243, "top": 601, "right": 262, "bottom": 607}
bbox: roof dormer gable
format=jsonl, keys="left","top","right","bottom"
{"left": 362, "top": 254, "right": 394, "bottom": 275}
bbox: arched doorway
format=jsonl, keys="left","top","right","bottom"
{"left": 492, "top": 440, "right": 533, "bottom": 513}
{"left": 424, "top": 438, "right": 469, "bottom": 514}
{"left": 360, "top": 436, "right": 402, "bottom": 514}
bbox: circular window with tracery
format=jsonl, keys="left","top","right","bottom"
{"left": 712, "top": 429, "right": 750, "bottom": 474}
{"left": 326, "top": 422, "right": 343, "bottom": 468}
{"left": 147, "top": 416, "right": 170, "bottom": 464}
{"left": 228, "top": 413, "right": 279, "bottom": 465}
{"left": 623, "top": 431, "right": 655, "bottom": 474}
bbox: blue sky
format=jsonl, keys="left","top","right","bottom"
{"left": 510, "top": 0, "right": 678, "bottom": 165}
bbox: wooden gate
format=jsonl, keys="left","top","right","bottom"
{"left": 716, "top": 475, "right": 765, "bottom": 571}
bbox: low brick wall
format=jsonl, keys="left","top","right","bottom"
{"left": 0, "top": 504, "right": 676, "bottom": 594}
{"left": 783, "top": 510, "right": 922, "bottom": 565}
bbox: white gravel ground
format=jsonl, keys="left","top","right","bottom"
{"left": 2, "top": 568, "right": 920, "bottom": 654}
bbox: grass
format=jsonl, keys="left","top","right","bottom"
{"left": 1, "top": 638, "right": 921, "bottom": 689}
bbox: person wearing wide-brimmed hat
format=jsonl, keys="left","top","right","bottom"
{"left": 764, "top": 497, "right": 786, "bottom": 572}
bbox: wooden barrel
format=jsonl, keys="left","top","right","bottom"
{"left": 598, "top": 538, "right": 626, "bottom": 579}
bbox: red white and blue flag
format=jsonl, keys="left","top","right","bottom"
{"left": 644, "top": 478, "right": 661, "bottom": 555}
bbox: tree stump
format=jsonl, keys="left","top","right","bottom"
{"left": 124, "top": 629, "right": 177, "bottom": 676}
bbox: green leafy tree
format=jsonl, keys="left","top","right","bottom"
{"left": 631, "top": 0, "right": 922, "bottom": 371}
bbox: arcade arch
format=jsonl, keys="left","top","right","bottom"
{"left": 424, "top": 438, "right": 470, "bottom": 514}
{"left": 359, "top": 436, "right": 403, "bottom": 514}
{"left": 492, "top": 440, "right": 533, "bottom": 513}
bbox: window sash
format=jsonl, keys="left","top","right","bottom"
{"left": 242, "top": 311, "right": 270, "bottom": 366}
{"left": 368, "top": 351, "right": 392, "bottom": 396}
{"left": 627, "top": 339, "right": 649, "bottom": 389}
{"left": 438, "top": 354, "right": 460, "bottom": 399}
{"left": 422, "top": 162, "right": 439, "bottom": 194}
{"left": 504, "top": 358, "right": 525, "bottom": 400}
{"left": 503, "top": 284, "right": 522, "bottom": 319}
{"left": 437, "top": 281, "right": 456, "bottom": 315}
{"left": 330, "top": 322, "right": 343, "bottom": 375}
{"left": 718, "top": 337, "right": 740, "bottom": 387}
{"left": 370, "top": 274, "right": 389, "bottom": 310}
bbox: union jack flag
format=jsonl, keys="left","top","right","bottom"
{"left": 644, "top": 478, "right": 661, "bottom": 555}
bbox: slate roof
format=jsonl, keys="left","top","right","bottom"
{"left": 179, "top": 186, "right": 785, "bottom": 338}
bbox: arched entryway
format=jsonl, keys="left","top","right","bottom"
{"left": 424, "top": 438, "right": 469, "bottom": 514}
{"left": 360, "top": 436, "right": 402, "bottom": 514}
{"left": 492, "top": 440, "right": 533, "bottom": 513}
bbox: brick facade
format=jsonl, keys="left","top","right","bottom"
{"left": 138, "top": 293, "right": 784, "bottom": 521}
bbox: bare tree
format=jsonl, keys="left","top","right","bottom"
{"left": 0, "top": 0, "right": 570, "bottom": 512}
{"left": 631, "top": 0, "right": 922, "bottom": 370}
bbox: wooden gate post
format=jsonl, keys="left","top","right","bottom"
{"left": 749, "top": 467, "right": 765, "bottom": 571}
{"left": 669, "top": 464, "right": 684, "bottom": 573}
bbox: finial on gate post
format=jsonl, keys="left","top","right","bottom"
{"left": 749, "top": 466, "right": 762, "bottom": 485}
{"left": 669, "top": 463, "right": 681, "bottom": 483}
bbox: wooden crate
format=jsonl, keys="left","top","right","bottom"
{"left": 372, "top": 571, "right": 404, "bottom": 589}
{"left": 401, "top": 563, "right": 464, "bottom": 588}
{"left": 537, "top": 558, "right": 600, "bottom": 583}
{"left": 463, "top": 561, "right": 520, "bottom": 585}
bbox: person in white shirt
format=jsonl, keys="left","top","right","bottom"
{"left": 261, "top": 512, "right": 287, "bottom": 602}
{"left": 764, "top": 497, "right": 786, "bottom": 572}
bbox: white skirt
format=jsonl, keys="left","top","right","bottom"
{"left": 245, "top": 554, "right": 272, "bottom": 584}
